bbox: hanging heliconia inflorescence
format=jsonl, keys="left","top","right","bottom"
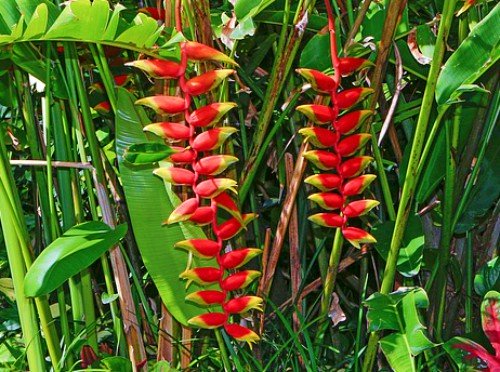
{"left": 127, "top": 41, "right": 261, "bottom": 346}
{"left": 296, "top": 10, "right": 378, "bottom": 248}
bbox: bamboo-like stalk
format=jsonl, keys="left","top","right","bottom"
{"left": 362, "top": 0, "right": 458, "bottom": 368}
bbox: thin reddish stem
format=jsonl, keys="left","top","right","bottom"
{"left": 175, "top": 0, "right": 182, "bottom": 33}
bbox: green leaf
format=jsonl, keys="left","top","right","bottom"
{"left": 124, "top": 143, "right": 175, "bottom": 165}
{"left": 23, "top": 4, "right": 49, "bottom": 40}
{"left": 365, "top": 288, "right": 436, "bottom": 372}
{"left": 115, "top": 88, "right": 212, "bottom": 326}
{"left": 0, "top": 278, "right": 15, "bottom": 302}
{"left": 475, "top": 257, "right": 500, "bottom": 297}
{"left": 234, "top": 0, "right": 275, "bottom": 20}
{"left": 436, "top": 3, "right": 500, "bottom": 106}
{"left": 372, "top": 215, "right": 425, "bottom": 277}
{"left": 24, "top": 222, "right": 127, "bottom": 297}
{"left": 100, "top": 356, "right": 132, "bottom": 372}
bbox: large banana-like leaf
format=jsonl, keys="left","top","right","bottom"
{"left": 115, "top": 88, "right": 210, "bottom": 326}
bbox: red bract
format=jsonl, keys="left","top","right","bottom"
{"left": 338, "top": 57, "right": 374, "bottom": 76}
{"left": 127, "top": 40, "right": 261, "bottom": 346}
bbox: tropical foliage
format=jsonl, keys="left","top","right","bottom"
{"left": 0, "top": 0, "right": 498, "bottom": 371}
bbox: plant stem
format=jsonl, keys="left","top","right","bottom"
{"left": 362, "top": 0, "right": 458, "bottom": 367}
{"left": 465, "top": 232, "right": 473, "bottom": 333}
{"left": 214, "top": 329, "right": 231, "bottom": 372}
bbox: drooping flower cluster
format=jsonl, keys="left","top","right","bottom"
{"left": 127, "top": 41, "right": 261, "bottom": 345}
{"left": 296, "top": 57, "right": 379, "bottom": 248}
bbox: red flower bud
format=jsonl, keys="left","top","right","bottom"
{"left": 343, "top": 200, "right": 380, "bottom": 218}
{"left": 185, "top": 290, "right": 226, "bottom": 306}
{"left": 188, "top": 207, "right": 214, "bottom": 226}
{"left": 183, "top": 41, "right": 238, "bottom": 65}
{"left": 221, "top": 270, "right": 261, "bottom": 291}
{"left": 303, "top": 150, "right": 340, "bottom": 170}
{"left": 336, "top": 88, "right": 374, "bottom": 110}
{"left": 342, "top": 174, "right": 377, "bottom": 196}
{"left": 165, "top": 198, "right": 198, "bottom": 224}
{"left": 80, "top": 345, "right": 99, "bottom": 369}
{"left": 174, "top": 239, "right": 220, "bottom": 258}
{"left": 126, "top": 59, "right": 181, "bottom": 79}
{"left": 192, "top": 127, "right": 238, "bottom": 151}
{"left": 341, "top": 226, "right": 377, "bottom": 248}
{"left": 188, "top": 103, "right": 237, "bottom": 127}
{"left": 296, "top": 104, "right": 333, "bottom": 124}
{"left": 220, "top": 248, "right": 262, "bottom": 269}
{"left": 339, "top": 58, "right": 374, "bottom": 76}
{"left": 135, "top": 96, "right": 187, "bottom": 115}
{"left": 224, "top": 324, "right": 260, "bottom": 347}
{"left": 188, "top": 313, "right": 228, "bottom": 329}
{"left": 179, "top": 267, "right": 221, "bottom": 285}
{"left": 168, "top": 147, "right": 197, "bottom": 164}
{"left": 308, "top": 213, "right": 344, "bottom": 228}
{"left": 213, "top": 192, "right": 242, "bottom": 222}
{"left": 335, "top": 110, "right": 373, "bottom": 134}
{"left": 298, "top": 127, "right": 338, "bottom": 148}
{"left": 184, "top": 69, "right": 235, "bottom": 96}
{"left": 304, "top": 174, "right": 342, "bottom": 191}
{"left": 217, "top": 214, "right": 256, "bottom": 240}
{"left": 194, "top": 178, "right": 237, "bottom": 199}
{"left": 153, "top": 167, "right": 195, "bottom": 185}
{"left": 138, "top": 7, "right": 166, "bottom": 21}
{"left": 339, "top": 156, "right": 373, "bottom": 178}
{"left": 223, "top": 296, "right": 263, "bottom": 314}
{"left": 296, "top": 68, "right": 336, "bottom": 93}
{"left": 308, "top": 192, "right": 343, "bottom": 210}
{"left": 193, "top": 155, "right": 239, "bottom": 176}
{"left": 94, "top": 101, "right": 111, "bottom": 115}
{"left": 337, "top": 133, "right": 371, "bottom": 157}
{"left": 143, "top": 122, "right": 190, "bottom": 141}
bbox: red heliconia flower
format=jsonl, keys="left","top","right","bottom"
{"left": 223, "top": 296, "right": 263, "bottom": 314}
{"left": 304, "top": 174, "right": 342, "bottom": 192}
{"left": 80, "top": 345, "right": 99, "bottom": 369}
{"left": 184, "top": 69, "right": 235, "bottom": 96}
{"left": 213, "top": 192, "right": 242, "bottom": 221}
{"left": 139, "top": 7, "right": 166, "bottom": 21}
{"left": 338, "top": 58, "right": 374, "bottom": 76}
{"left": 193, "top": 155, "right": 239, "bottom": 175}
{"left": 135, "top": 96, "right": 187, "bottom": 115}
{"left": 90, "top": 74, "right": 130, "bottom": 93}
{"left": 220, "top": 248, "right": 262, "bottom": 269}
{"left": 339, "top": 156, "right": 373, "bottom": 178}
{"left": 221, "top": 270, "right": 261, "bottom": 291}
{"left": 174, "top": 239, "right": 221, "bottom": 258}
{"left": 180, "top": 267, "right": 222, "bottom": 285}
{"left": 336, "top": 88, "right": 374, "bottom": 110}
{"left": 154, "top": 167, "right": 195, "bottom": 185}
{"left": 308, "top": 213, "right": 344, "bottom": 228}
{"left": 187, "top": 102, "right": 237, "bottom": 127}
{"left": 186, "top": 290, "right": 226, "bottom": 306}
{"left": 335, "top": 110, "right": 373, "bottom": 134}
{"left": 183, "top": 41, "right": 238, "bottom": 65}
{"left": 143, "top": 122, "right": 190, "bottom": 141}
{"left": 192, "top": 127, "right": 238, "bottom": 151}
{"left": 217, "top": 214, "right": 256, "bottom": 240}
{"left": 337, "top": 133, "right": 372, "bottom": 157}
{"left": 342, "top": 175, "right": 377, "bottom": 196}
{"left": 296, "top": 104, "right": 333, "bottom": 124}
{"left": 303, "top": 150, "right": 339, "bottom": 170}
{"left": 341, "top": 227, "right": 376, "bottom": 248}
{"left": 188, "top": 312, "right": 228, "bottom": 329}
{"left": 94, "top": 101, "right": 111, "bottom": 115}
{"left": 224, "top": 324, "right": 260, "bottom": 347}
{"left": 126, "top": 59, "right": 181, "bottom": 79}
{"left": 188, "top": 207, "right": 214, "bottom": 226}
{"left": 194, "top": 178, "right": 237, "bottom": 199}
{"left": 166, "top": 198, "right": 198, "bottom": 224}
{"left": 296, "top": 68, "right": 336, "bottom": 93}
{"left": 343, "top": 200, "right": 380, "bottom": 218}
{"left": 169, "top": 147, "right": 197, "bottom": 164}
{"left": 308, "top": 192, "right": 343, "bottom": 210}
{"left": 299, "top": 127, "right": 338, "bottom": 148}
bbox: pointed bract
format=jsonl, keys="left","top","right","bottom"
{"left": 213, "top": 192, "right": 243, "bottom": 222}
{"left": 135, "top": 96, "right": 187, "bottom": 115}
{"left": 304, "top": 174, "right": 342, "bottom": 191}
{"left": 174, "top": 239, "right": 220, "bottom": 259}
{"left": 184, "top": 41, "right": 238, "bottom": 65}
{"left": 194, "top": 155, "right": 238, "bottom": 176}
{"left": 194, "top": 178, "right": 237, "bottom": 199}
{"left": 143, "top": 122, "right": 190, "bottom": 141}
{"left": 303, "top": 150, "right": 339, "bottom": 170}
{"left": 168, "top": 147, "right": 197, "bottom": 164}
{"left": 296, "top": 68, "right": 336, "bottom": 93}
{"left": 299, "top": 127, "right": 338, "bottom": 148}
{"left": 224, "top": 296, "right": 263, "bottom": 314}
{"left": 185, "top": 290, "right": 226, "bottom": 306}
{"left": 184, "top": 69, "right": 235, "bottom": 96}
{"left": 339, "top": 58, "right": 374, "bottom": 76}
{"left": 296, "top": 104, "right": 333, "bottom": 124}
{"left": 188, "top": 313, "right": 228, "bottom": 329}
{"left": 342, "top": 174, "right": 377, "bottom": 196}
{"left": 224, "top": 324, "right": 260, "bottom": 347}
{"left": 339, "top": 156, "right": 373, "bottom": 178}
{"left": 308, "top": 213, "right": 344, "bottom": 228}
{"left": 220, "top": 248, "right": 262, "bottom": 269}
{"left": 337, "top": 133, "right": 371, "bottom": 157}
{"left": 341, "top": 227, "right": 376, "bottom": 248}
{"left": 217, "top": 214, "right": 256, "bottom": 240}
{"left": 188, "top": 103, "right": 237, "bottom": 127}
{"left": 343, "top": 200, "right": 380, "bottom": 218}
{"left": 308, "top": 192, "right": 343, "bottom": 210}
{"left": 154, "top": 167, "right": 195, "bottom": 185}
{"left": 335, "top": 110, "right": 373, "bottom": 134}
{"left": 192, "top": 127, "right": 237, "bottom": 151}
{"left": 179, "top": 267, "right": 221, "bottom": 285}
{"left": 221, "top": 270, "right": 261, "bottom": 291}
{"left": 188, "top": 207, "right": 214, "bottom": 226}
{"left": 337, "top": 88, "right": 374, "bottom": 110}
{"left": 166, "top": 198, "right": 198, "bottom": 224}
{"left": 126, "top": 59, "right": 181, "bottom": 79}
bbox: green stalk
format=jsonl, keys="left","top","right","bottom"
{"left": 465, "top": 232, "right": 473, "bottom": 333}
{"left": 433, "top": 107, "right": 460, "bottom": 341}
{"left": 362, "top": 0, "right": 458, "bottom": 368}
{"left": 354, "top": 258, "right": 369, "bottom": 372}
{"left": 214, "top": 329, "right": 231, "bottom": 372}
